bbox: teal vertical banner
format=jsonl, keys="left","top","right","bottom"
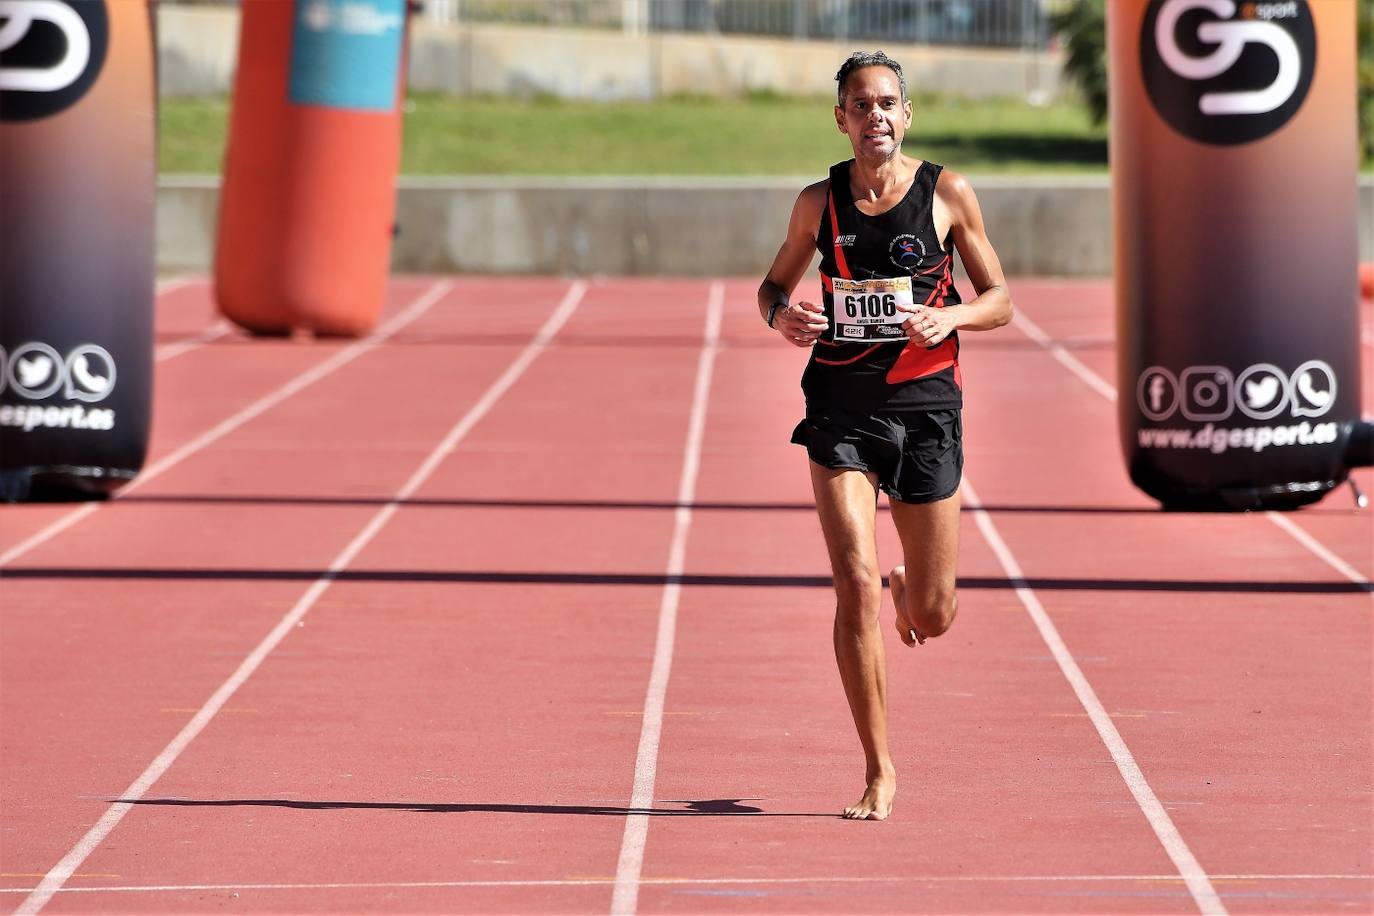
{"left": 288, "top": 0, "right": 405, "bottom": 111}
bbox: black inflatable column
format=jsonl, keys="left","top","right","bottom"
{"left": 1110, "top": 0, "right": 1365, "bottom": 509}
{"left": 0, "top": 0, "right": 156, "bottom": 500}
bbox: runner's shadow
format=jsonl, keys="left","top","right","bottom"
{"left": 121, "top": 798, "right": 834, "bottom": 817}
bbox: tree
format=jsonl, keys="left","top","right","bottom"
{"left": 1050, "top": 0, "right": 1107, "bottom": 126}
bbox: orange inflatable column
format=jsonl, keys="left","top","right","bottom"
{"left": 215, "top": 0, "right": 407, "bottom": 337}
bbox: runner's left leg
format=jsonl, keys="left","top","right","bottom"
{"left": 808, "top": 462, "right": 895, "bottom": 820}
{"left": 888, "top": 488, "right": 961, "bottom": 647}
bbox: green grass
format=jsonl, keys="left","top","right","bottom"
{"left": 159, "top": 92, "right": 1111, "bottom": 175}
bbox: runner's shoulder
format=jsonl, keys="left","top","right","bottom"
{"left": 933, "top": 168, "right": 978, "bottom": 211}
{"left": 797, "top": 178, "right": 829, "bottom": 213}
{"left": 789, "top": 178, "right": 830, "bottom": 240}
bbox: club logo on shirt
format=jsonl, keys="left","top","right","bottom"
{"left": 889, "top": 234, "right": 925, "bottom": 269}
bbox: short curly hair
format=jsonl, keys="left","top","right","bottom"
{"left": 835, "top": 50, "right": 907, "bottom": 105}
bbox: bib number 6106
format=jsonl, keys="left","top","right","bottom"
{"left": 844, "top": 293, "right": 898, "bottom": 319}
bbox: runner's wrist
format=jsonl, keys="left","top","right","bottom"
{"left": 766, "top": 301, "right": 787, "bottom": 328}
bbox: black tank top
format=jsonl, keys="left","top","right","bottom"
{"left": 803, "top": 159, "right": 962, "bottom": 413}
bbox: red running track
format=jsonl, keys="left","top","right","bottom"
{"left": 0, "top": 276, "right": 1369, "bottom": 915}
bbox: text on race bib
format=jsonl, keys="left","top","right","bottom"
{"left": 831, "top": 276, "right": 913, "bottom": 343}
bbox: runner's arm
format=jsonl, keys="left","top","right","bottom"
{"left": 937, "top": 171, "right": 1013, "bottom": 332}
{"left": 758, "top": 182, "right": 830, "bottom": 348}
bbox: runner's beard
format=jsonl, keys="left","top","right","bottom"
{"left": 855, "top": 135, "right": 901, "bottom": 165}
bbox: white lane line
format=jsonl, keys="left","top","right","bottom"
{"left": 1262, "top": 512, "right": 1369, "bottom": 587}
{"left": 2, "top": 873, "right": 1366, "bottom": 895}
{"left": 153, "top": 320, "right": 231, "bottom": 363}
{"left": 961, "top": 475, "right": 1227, "bottom": 916}
{"left": 610, "top": 281, "right": 724, "bottom": 916}
{"left": 0, "top": 503, "right": 103, "bottom": 570}
{"left": 1011, "top": 305, "right": 1370, "bottom": 586}
{"left": 12, "top": 281, "right": 587, "bottom": 916}
{"left": 154, "top": 277, "right": 195, "bottom": 296}
{"left": 0, "top": 281, "right": 453, "bottom": 570}
{"left": 1013, "top": 310, "right": 1118, "bottom": 402}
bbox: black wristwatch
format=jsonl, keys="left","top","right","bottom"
{"left": 766, "top": 302, "right": 785, "bottom": 328}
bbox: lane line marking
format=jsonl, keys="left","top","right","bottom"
{"left": 1011, "top": 307, "right": 1370, "bottom": 586}
{"left": 611, "top": 281, "right": 723, "bottom": 916}
{"left": 1012, "top": 310, "right": 1118, "bottom": 402}
{"left": 961, "top": 475, "right": 1227, "bottom": 916}
{"left": 10, "top": 280, "right": 586, "bottom": 916}
{"left": 1261, "top": 512, "right": 1368, "bottom": 587}
{"left": 0, "top": 281, "right": 453, "bottom": 570}
{"left": 2, "top": 874, "right": 1367, "bottom": 895}
{"left": 153, "top": 277, "right": 194, "bottom": 296}
{"left": 153, "top": 321, "right": 231, "bottom": 363}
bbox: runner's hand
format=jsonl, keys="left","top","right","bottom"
{"left": 902, "top": 304, "right": 956, "bottom": 347}
{"left": 776, "top": 300, "right": 829, "bottom": 348}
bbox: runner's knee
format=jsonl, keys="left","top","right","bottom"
{"left": 912, "top": 588, "right": 957, "bottom": 638}
{"left": 832, "top": 565, "right": 882, "bottom": 617}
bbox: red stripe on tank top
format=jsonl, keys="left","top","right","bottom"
{"left": 886, "top": 255, "right": 960, "bottom": 385}
{"left": 827, "top": 189, "right": 852, "bottom": 280}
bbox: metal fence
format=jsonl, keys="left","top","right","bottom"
{"left": 420, "top": 0, "right": 1055, "bottom": 48}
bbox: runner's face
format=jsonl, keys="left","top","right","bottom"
{"left": 835, "top": 67, "right": 911, "bottom": 161}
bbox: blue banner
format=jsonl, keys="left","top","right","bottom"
{"left": 288, "top": 0, "right": 405, "bottom": 112}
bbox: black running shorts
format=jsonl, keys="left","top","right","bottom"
{"left": 790, "top": 407, "right": 962, "bottom": 504}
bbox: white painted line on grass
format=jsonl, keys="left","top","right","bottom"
{"left": 1011, "top": 304, "right": 1370, "bottom": 586}
{"left": 610, "top": 281, "right": 724, "bottom": 916}
{"left": 961, "top": 475, "right": 1227, "bottom": 916}
{"left": 2, "top": 873, "right": 1366, "bottom": 895}
{"left": 0, "top": 281, "right": 453, "bottom": 570}
{"left": 12, "top": 281, "right": 586, "bottom": 916}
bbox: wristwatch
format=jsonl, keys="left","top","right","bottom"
{"left": 766, "top": 302, "right": 785, "bottom": 328}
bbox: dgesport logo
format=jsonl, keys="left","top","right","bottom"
{"left": 0, "top": 341, "right": 117, "bottom": 432}
{"left": 1140, "top": 0, "right": 1315, "bottom": 145}
{"left": 1137, "top": 359, "right": 1334, "bottom": 423}
{"left": 0, "top": 0, "right": 108, "bottom": 122}
{"left": 1, "top": 341, "right": 115, "bottom": 402}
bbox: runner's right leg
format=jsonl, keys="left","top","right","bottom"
{"left": 808, "top": 462, "right": 896, "bottom": 820}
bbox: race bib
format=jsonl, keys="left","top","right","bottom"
{"left": 831, "top": 276, "right": 913, "bottom": 343}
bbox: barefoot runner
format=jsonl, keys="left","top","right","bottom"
{"left": 757, "top": 51, "right": 1013, "bottom": 820}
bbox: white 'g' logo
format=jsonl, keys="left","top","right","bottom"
{"left": 1155, "top": 0, "right": 1299, "bottom": 115}
{"left": 0, "top": 0, "right": 90, "bottom": 93}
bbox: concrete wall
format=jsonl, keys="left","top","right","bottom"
{"left": 157, "top": 5, "right": 1062, "bottom": 101}
{"left": 157, "top": 176, "right": 1374, "bottom": 277}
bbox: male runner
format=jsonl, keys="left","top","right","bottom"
{"left": 757, "top": 51, "right": 1012, "bottom": 820}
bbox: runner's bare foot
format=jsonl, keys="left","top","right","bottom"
{"left": 889, "top": 565, "right": 925, "bottom": 646}
{"left": 843, "top": 772, "right": 896, "bottom": 820}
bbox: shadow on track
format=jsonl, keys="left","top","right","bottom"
{"left": 7, "top": 566, "right": 1369, "bottom": 593}
{"left": 120, "top": 797, "right": 833, "bottom": 817}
